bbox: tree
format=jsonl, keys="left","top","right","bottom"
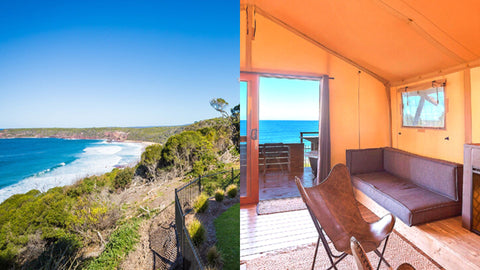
{"left": 210, "top": 98, "right": 229, "bottom": 118}
{"left": 231, "top": 104, "right": 240, "bottom": 120}
{"left": 209, "top": 98, "right": 240, "bottom": 153}
{"left": 230, "top": 104, "right": 240, "bottom": 151}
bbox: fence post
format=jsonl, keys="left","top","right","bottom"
{"left": 231, "top": 167, "right": 234, "bottom": 182}
{"left": 198, "top": 175, "right": 202, "bottom": 194}
{"left": 174, "top": 188, "right": 182, "bottom": 256}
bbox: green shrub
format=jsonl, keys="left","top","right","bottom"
{"left": 160, "top": 130, "right": 217, "bottom": 175}
{"left": 188, "top": 219, "right": 206, "bottom": 246}
{"left": 214, "top": 189, "right": 224, "bottom": 202}
{"left": 193, "top": 194, "right": 209, "bottom": 213}
{"left": 203, "top": 182, "right": 219, "bottom": 196}
{"left": 66, "top": 177, "right": 97, "bottom": 197}
{"left": 137, "top": 144, "right": 163, "bottom": 180}
{"left": 226, "top": 184, "right": 238, "bottom": 198}
{"left": 207, "top": 245, "right": 223, "bottom": 267}
{"left": 114, "top": 167, "right": 134, "bottom": 189}
{"left": 140, "top": 144, "right": 163, "bottom": 165}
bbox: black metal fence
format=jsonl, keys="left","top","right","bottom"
{"left": 174, "top": 168, "right": 240, "bottom": 269}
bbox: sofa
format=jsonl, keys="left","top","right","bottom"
{"left": 346, "top": 147, "right": 463, "bottom": 226}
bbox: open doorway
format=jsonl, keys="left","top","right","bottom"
{"left": 258, "top": 76, "right": 319, "bottom": 200}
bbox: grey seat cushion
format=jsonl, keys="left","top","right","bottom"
{"left": 352, "top": 171, "right": 461, "bottom": 226}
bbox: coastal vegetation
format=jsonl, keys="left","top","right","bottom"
{"left": 0, "top": 99, "right": 240, "bottom": 269}
{"left": 214, "top": 189, "right": 225, "bottom": 202}
{"left": 86, "top": 218, "right": 141, "bottom": 270}
{"left": 226, "top": 184, "right": 238, "bottom": 198}
{"left": 188, "top": 218, "right": 206, "bottom": 246}
{"left": 207, "top": 245, "right": 222, "bottom": 268}
{"left": 194, "top": 194, "right": 209, "bottom": 213}
{"left": 0, "top": 126, "right": 184, "bottom": 144}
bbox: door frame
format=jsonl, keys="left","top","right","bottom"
{"left": 240, "top": 71, "right": 326, "bottom": 205}
{"left": 240, "top": 72, "right": 259, "bottom": 205}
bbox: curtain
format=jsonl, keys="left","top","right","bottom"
{"left": 317, "top": 75, "right": 331, "bottom": 182}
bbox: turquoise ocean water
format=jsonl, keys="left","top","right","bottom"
{"left": 240, "top": 120, "right": 318, "bottom": 144}
{"left": 0, "top": 138, "right": 144, "bottom": 202}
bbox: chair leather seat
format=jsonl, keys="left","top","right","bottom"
{"left": 296, "top": 164, "right": 394, "bottom": 269}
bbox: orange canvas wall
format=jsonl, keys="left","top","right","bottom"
{"left": 241, "top": 11, "right": 391, "bottom": 165}
{"left": 391, "top": 71, "right": 466, "bottom": 163}
{"left": 471, "top": 67, "right": 480, "bottom": 143}
{"left": 240, "top": 9, "right": 246, "bottom": 70}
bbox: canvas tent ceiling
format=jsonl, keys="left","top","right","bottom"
{"left": 242, "top": 0, "right": 480, "bottom": 85}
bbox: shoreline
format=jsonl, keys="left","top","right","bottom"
{"left": 123, "top": 139, "right": 157, "bottom": 147}
{"left": 0, "top": 138, "right": 151, "bottom": 203}
{"left": 0, "top": 136, "right": 158, "bottom": 147}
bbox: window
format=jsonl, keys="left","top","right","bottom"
{"left": 401, "top": 83, "right": 445, "bottom": 129}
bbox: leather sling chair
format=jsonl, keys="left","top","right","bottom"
{"left": 350, "top": 236, "right": 415, "bottom": 270}
{"left": 295, "top": 164, "right": 395, "bottom": 270}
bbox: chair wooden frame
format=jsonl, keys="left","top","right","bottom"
{"left": 259, "top": 143, "right": 290, "bottom": 176}
{"left": 295, "top": 164, "right": 395, "bottom": 270}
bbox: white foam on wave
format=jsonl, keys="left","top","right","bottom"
{"left": 0, "top": 141, "right": 145, "bottom": 203}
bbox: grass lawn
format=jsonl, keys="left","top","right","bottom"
{"left": 214, "top": 203, "right": 240, "bottom": 270}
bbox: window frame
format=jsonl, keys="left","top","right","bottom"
{"left": 400, "top": 82, "right": 446, "bottom": 130}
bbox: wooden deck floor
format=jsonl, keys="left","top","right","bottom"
{"left": 355, "top": 189, "right": 480, "bottom": 270}
{"left": 259, "top": 167, "right": 315, "bottom": 201}
{"left": 241, "top": 191, "right": 480, "bottom": 270}
{"left": 240, "top": 166, "right": 316, "bottom": 200}
{"left": 240, "top": 201, "right": 378, "bottom": 262}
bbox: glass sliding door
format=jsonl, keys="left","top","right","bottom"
{"left": 240, "top": 73, "right": 259, "bottom": 205}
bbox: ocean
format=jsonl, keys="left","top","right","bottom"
{"left": 0, "top": 138, "right": 144, "bottom": 203}
{"left": 240, "top": 120, "right": 318, "bottom": 144}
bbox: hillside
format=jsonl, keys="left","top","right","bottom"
{"left": 0, "top": 116, "right": 239, "bottom": 269}
{"left": 0, "top": 118, "right": 234, "bottom": 145}
{"left": 0, "top": 126, "right": 185, "bottom": 144}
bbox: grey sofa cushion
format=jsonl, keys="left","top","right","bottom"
{"left": 346, "top": 148, "right": 384, "bottom": 175}
{"left": 352, "top": 172, "right": 461, "bottom": 226}
{"left": 383, "top": 147, "right": 463, "bottom": 201}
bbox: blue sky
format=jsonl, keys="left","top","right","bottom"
{"left": 240, "top": 77, "right": 319, "bottom": 121}
{"left": 0, "top": 1, "right": 238, "bottom": 128}
{"left": 259, "top": 77, "right": 319, "bottom": 120}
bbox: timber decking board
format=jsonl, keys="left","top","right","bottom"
{"left": 354, "top": 188, "right": 480, "bottom": 270}
{"left": 240, "top": 205, "right": 318, "bottom": 261}
{"left": 242, "top": 162, "right": 315, "bottom": 201}
{"left": 259, "top": 167, "right": 315, "bottom": 201}
{"left": 240, "top": 201, "right": 379, "bottom": 262}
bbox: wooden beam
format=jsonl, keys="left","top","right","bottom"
{"left": 391, "top": 58, "right": 480, "bottom": 87}
{"left": 385, "top": 83, "right": 393, "bottom": 147}
{"left": 464, "top": 68, "right": 472, "bottom": 144}
{"left": 245, "top": 5, "right": 254, "bottom": 71}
